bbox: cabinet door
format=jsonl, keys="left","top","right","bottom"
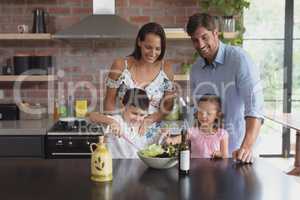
{"left": 0, "top": 136, "right": 44, "bottom": 157}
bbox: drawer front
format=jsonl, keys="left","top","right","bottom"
{"left": 0, "top": 136, "right": 44, "bottom": 157}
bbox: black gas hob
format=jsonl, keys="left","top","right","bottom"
{"left": 46, "top": 119, "right": 106, "bottom": 158}
{"left": 47, "top": 119, "right": 105, "bottom": 135}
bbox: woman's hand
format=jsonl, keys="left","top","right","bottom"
{"left": 88, "top": 112, "right": 101, "bottom": 123}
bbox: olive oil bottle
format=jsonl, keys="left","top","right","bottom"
{"left": 178, "top": 129, "right": 190, "bottom": 175}
{"left": 90, "top": 136, "right": 113, "bottom": 182}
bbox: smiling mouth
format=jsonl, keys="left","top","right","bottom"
{"left": 199, "top": 47, "right": 208, "bottom": 54}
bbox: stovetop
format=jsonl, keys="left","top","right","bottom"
{"left": 47, "top": 120, "right": 106, "bottom": 135}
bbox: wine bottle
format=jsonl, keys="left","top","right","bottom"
{"left": 179, "top": 128, "right": 190, "bottom": 175}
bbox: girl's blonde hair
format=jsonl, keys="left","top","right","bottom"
{"left": 194, "top": 94, "right": 224, "bottom": 130}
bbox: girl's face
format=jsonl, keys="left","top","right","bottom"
{"left": 123, "top": 106, "right": 147, "bottom": 125}
{"left": 197, "top": 101, "right": 220, "bottom": 128}
{"left": 138, "top": 33, "right": 161, "bottom": 63}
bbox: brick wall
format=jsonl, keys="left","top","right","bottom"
{"left": 0, "top": 0, "right": 201, "bottom": 112}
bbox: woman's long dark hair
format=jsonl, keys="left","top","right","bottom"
{"left": 130, "top": 22, "right": 166, "bottom": 61}
{"left": 194, "top": 94, "right": 224, "bottom": 130}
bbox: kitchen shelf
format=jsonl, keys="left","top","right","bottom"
{"left": 222, "top": 31, "right": 239, "bottom": 39}
{"left": 174, "top": 74, "right": 189, "bottom": 81}
{"left": 0, "top": 33, "right": 52, "bottom": 40}
{"left": 164, "top": 28, "right": 189, "bottom": 39}
{"left": 0, "top": 75, "right": 56, "bottom": 82}
{"left": 164, "top": 28, "right": 239, "bottom": 39}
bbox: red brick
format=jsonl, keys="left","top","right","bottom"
{"left": 129, "top": 0, "right": 151, "bottom": 7}
{"left": 48, "top": 7, "right": 71, "bottom": 14}
{"left": 54, "top": 16, "right": 81, "bottom": 30}
{"left": 82, "top": 0, "right": 92, "bottom": 6}
{"left": 129, "top": 16, "right": 150, "bottom": 24}
{"left": 3, "top": 90, "right": 13, "bottom": 97}
{"left": 173, "top": 0, "right": 197, "bottom": 7}
{"left": 12, "top": 16, "right": 31, "bottom": 24}
{"left": 34, "top": 48, "right": 59, "bottom": 56}
{"left": 58, "top": 0, "right": 81, "bottom": 4}
{"left": 153, "top": 16, "right": 175, "bottom": 26}
{"left": 72, "top": 7, "right": 92, "bottom": 15}
{"left": 0, "top": 7, "right": 24, "bottom": 15}
{"left": 14, "top": 50, "right": 35, "bottom": 56}
{"left": 175, "top": 16, "right": 188, "bottom": 25}
{"left": 116, "top": 0, "right": 128, "bottom": 7}
{"left": 186, "top": 7, "right": 200, "bottom": 15}
{"left": 64, "top": 75, "right": 94, "bottom": 82}
{"left": 62, "top": 66, "right": 82, "bottom": 73}
{"left": 117, "top": 8, "right": 140, "bottom": 16}
{"left": 26, "top": 0, "right": 57, "bottom": 4}
{"left": 165, "top": 8, "right": 187, "bottom": 16}
{"left": 142, "top": 8, "right": 165, "bottom": 16}
{"left": 26, "top": 90, "right": 48, "bottom": 98}
{"left": 151, "top": 0, "right": 172, "bottom": 7}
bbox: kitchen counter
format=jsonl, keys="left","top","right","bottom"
{"left": 0, "top": 158, "right": 299, "bottom": 200}
{"left": 0, "top": 118, "right": 54, "bottom": 135}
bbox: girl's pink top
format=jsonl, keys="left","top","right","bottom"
{"left": 188, "top": 127, "right": 228, "bottom": 158}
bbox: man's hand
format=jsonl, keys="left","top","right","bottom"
{"left": 232, "top": 147, "right": 254, "bottom": 164}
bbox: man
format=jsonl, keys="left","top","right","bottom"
{"left": 187, "top": 13, "right": 264, "bottom": 163}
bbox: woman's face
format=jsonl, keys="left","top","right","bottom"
{"left": 138, "top": 33, "right": 162, "bottom": 63}
{"left": 197, "top": 101, "right": 219, "bottom": 128}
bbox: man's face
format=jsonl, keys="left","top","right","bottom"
{"left": 190, "top": 26, "right": 219, "bottom": 62}
{"left": 124, "top": 106, "right": 147, "bottom": 125}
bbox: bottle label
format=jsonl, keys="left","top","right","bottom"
{"left": 180, "top": 150, "right": 190, "bottom": 171}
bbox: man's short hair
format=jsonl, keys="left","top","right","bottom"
{"left": 186, "top": 13, "right": 217, "bottom": 36}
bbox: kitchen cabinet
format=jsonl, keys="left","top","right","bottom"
{"left": 0, "top": 135, "right": 45, "bottom": 157}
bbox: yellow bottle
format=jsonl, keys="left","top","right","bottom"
{"left": 90, "top": 136, "right": 113, "bottom": 182}
{"left": 75, "top": 99, "right": 87, "bottom": 117}
{"left": 75, "top": 85, "right": 88, "bottom": 118}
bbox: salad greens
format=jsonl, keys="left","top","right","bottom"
{"left": 140, "top": 144, "right": 178, "bottom": 158}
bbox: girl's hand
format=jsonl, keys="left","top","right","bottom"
{"left": 211, "top": 151, "right": 223, "bottom": 159}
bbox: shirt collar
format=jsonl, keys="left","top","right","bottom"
{"left": 200, "top": 41, "right": 225, "bottom": 69}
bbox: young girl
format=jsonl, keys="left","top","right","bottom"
{"left": 165, "top": 94, "right": 229, "bottom": 158}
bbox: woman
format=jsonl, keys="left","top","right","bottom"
{"left": 104, "top": 22, "right": 175, "bottom": 134}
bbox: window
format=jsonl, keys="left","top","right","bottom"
{"left": 244, "top": 0, "right": 287, "bottom": 156}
